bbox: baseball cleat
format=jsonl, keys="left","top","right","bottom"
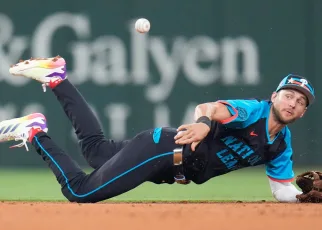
{"left": 0, "top": 113, "right": 48, "bottom": 151}
{"left": 9, "top": 56, "right": 67, "bottom": 92}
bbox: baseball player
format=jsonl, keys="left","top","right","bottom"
{"left": 0, "top": 56, "right": 315, "bottom": 203}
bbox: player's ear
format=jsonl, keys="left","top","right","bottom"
{"left": 271, "top": 92, "right": 278, "bottom": 103}
{"left": 300, "top": 108, "right": 307, "bottom": 118}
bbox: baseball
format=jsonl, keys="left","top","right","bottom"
{"left": 135, "top": 18, "right": 150, "bottom": 33}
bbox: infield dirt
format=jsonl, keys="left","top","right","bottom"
{"left": 0, "top": 202, "right": 321, "bottom": 230}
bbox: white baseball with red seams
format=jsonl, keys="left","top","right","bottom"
{"left": 135, "top": 18, "right": 150, "bottom": 33}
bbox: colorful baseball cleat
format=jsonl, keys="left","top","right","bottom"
{"left": 9, "top": 56, "right": 67, "bottom": 92}
{"left": 0, "top": 113, "right": 48, "bottom": 151}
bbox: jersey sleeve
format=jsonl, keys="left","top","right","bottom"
{"left": 265, "top": 129, "right": 294, "bottom": 182}
{"left": 217, "top": 99, "right": 263, "bottom": 128}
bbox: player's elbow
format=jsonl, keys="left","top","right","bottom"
{"left": 195, "top": 102, "right": 219, "bottom": 112}
{"left": 272, "top": 187, "right": 300, "bottom": 203}
{"left": 269, "top": 178, "right": 301, "bottom": 203}
{"left": 194, "top": 102, "right": 219, "bottom": 121}
{"left": 272, "top": 191, "right": 293, "bottom": 203}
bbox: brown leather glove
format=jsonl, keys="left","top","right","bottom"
{"left": 295, "top": 171, "right": 322, "bottom": 203}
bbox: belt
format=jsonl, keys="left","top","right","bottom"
{"left": 173, "top": 148, "right": 191, "bottom": 185}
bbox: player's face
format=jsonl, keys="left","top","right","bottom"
{"left": 271, "top": 89, "right": 307, "bottom": 124}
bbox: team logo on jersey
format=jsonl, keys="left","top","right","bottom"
{"left": 236, "top": 107, "right": 247, "bottom": 120}
{"left": 250, "top": 131, "right": 258, "bottom": 136}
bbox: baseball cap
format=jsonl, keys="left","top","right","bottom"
{"left": 276, "top": 74, "right": 315, "bottom": 106}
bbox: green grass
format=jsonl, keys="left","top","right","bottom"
{"left": 0, "top": 166, "right": 300, "bottom": 202}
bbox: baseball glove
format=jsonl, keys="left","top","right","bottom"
{"left": 295, "top": 171, "right": 322, "bottom": 203}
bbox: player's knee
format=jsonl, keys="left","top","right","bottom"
{"left": 61, "top": 189, "right": 94, "bottom": 203}
{"left": 61, "top": 186, "right": 96, "bottom": 203}
{"left": 67, "top": 197, "right": 91, "bottom": 203}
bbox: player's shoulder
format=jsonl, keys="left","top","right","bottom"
{"left": 221, "top": 97, "right": 268, "bottom": 105}
{"left": 220, "top": 97, "right": 270, "bottom": 113}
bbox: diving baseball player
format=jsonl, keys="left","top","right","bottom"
{"left": 0, "top": 56, "right": 314, "bottom": 203}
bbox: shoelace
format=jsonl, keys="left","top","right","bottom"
{"left": 9, "top": 131, "right": 29, "bottom": 151}
{"left": 25, "top": 74, "right": 48, "bottom": 92}
{"left": 41, "top": 83, "right": 48, "bottom": 92}
{"left": 41, "top": 76, "right": 65, "bottom": 92}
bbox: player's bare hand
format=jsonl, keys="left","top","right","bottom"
{"left": 174, "top": 123, "right": 210, "bottom": 149}
{"left": 191, "top": 141, "right": 200, "bottom": 152}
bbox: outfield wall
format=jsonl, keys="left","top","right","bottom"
{"left": 0, "top": 0, "right": 322, "bottom": 167}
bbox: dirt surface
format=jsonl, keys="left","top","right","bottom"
{"left": 0, "top": 202, "right": 321, "bottom": 230}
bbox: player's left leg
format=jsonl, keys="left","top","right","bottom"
{"left": 49, "top": 79, "right": 132, "bottom": 169}
{"left": 9, "top": 56, "right": 129, "bottom": 169}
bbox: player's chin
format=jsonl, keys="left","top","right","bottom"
{"left": 280, "top": 116, "right": 297, "bottom": 124}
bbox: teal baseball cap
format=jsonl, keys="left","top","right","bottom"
{"left": 276, "top": 74, "right": 315, "bottom": 106}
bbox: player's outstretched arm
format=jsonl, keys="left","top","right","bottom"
{"left": 268, "top": 178, "right": 301, "bottom": 203}
{"left": 194, "top": 102, "right": 232, "bottom": 122}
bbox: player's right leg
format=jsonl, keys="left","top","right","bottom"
{"left": 30, "top": 126, "right": 178, "bottom": 203}
{"left": 0, "top": 114, "right": 178, "bottom": 203}
{"left": 0, "top": 114, "right": 91, "bottom": 200}
{"left": 9, "top": 56, "right": 127, "bottom": 169}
